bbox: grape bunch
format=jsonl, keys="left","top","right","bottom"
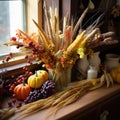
{"left": 24, "top": 89, "right": 43, "bottom": 104}
{"left": 24, "top": 80, "right": 56, "bottom": 104}
{"left": 41, "top": 80, "right": 56, "bottom": 98}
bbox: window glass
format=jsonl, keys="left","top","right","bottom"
{"left": 0, "top": 0, "right": 25, "bottom": 56}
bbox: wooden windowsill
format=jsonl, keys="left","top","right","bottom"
{"left": 0, "top": 59, "right": 42, "bottom": 79}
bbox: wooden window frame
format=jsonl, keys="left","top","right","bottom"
{"left": 0, "top": 0, "right": 43, "bottom": 77}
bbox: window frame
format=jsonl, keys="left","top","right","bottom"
{"left": 0, "top": 0, "right": 43, "bottom": 70}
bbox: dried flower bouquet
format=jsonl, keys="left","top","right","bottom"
{"left": 4, "top": 1, "right": 118, "bottom": 89}
{"left": 1, "top": 0, "right": 119, "bottom": 119}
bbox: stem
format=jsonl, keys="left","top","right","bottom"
{"left": 35, "top": 71, "right": 38, "bottom": 77}
{"left": 23, "top": 80, "right": 25, "bottom": 86}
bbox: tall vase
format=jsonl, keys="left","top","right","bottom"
{"left": 88, "top": 52, "right": 101, "bottom": 71}
{"left": 48, "top": 66, "right": 72, "bottom": 91}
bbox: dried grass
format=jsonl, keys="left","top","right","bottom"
{"left": 0, "top": 78, "right": 103, "bottom": 120}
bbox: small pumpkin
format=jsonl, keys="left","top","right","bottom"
{"left": 14, "top": 82, "right": 31, "bottom": 100}
{"left": 27, "top": 70, "right": 48, "bottom": 88}
{"left": 110, "top": 65, "right": 120, "bottom": 83}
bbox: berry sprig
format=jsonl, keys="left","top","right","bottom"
{"left": 2, "top": 52, "right": 13, "bottom": 62}
{"left": 8, "top": 98, "right": 23, "bottom": 108}
{"left": 3, "top": 66, "right": 33, "bottom": 93}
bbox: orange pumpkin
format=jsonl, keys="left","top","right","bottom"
{"left": 110, "top": 65, "right": 120, "bottom": 83}
{"left": 27, "top": 70, "right": 48, "bottom": 88}
{"left": 14, "top": 83, "right": 31, "bottom": 100}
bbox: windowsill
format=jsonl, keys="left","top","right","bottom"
{"left": 0, "top": 58, "right": 42, "bottom": 79}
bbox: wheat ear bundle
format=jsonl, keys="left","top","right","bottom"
{"left": 32, "top": 19, "right": 55, "bottom": 49}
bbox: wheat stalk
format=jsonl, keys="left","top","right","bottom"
{"left": 43, "top": 0, "right": 53, "bottom": 41}
{"left": 32, "top": 19, "right": 55, "bottom": 49}
{"left": 0, "top": 108, "right": 16, "bottom": 120}
{"left": 72, "top": 7, "right": 89, "bottom": 40}
{"left": 1, "top": 79, "right": 103, "bottom": 120}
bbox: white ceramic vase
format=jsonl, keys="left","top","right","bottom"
{"left": 104, "top": 54, "right": 120, "bottom": 72}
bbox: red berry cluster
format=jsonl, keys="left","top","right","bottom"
{"left": 2, "top": 52, "right": 13, "bottom": 62}
{"left": 27, "top": 42, "right": 45, "bottom": 54}
{"left": 23, "top": 42, "right": 46, "bottom": 65}
{"left": 8, "top": 98, "right": 22, "bottom": 108}
{"left": 3, "top": 67, "right": 33, "bottom": 93}
{"left": 10, "top": 37, "right": 17, "bottom": 41}
{"left": 16, "top": 44, "right": 24, "bottom": 49}
{"left": 25, "top": 55, "right": 33, "bottom": 65}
